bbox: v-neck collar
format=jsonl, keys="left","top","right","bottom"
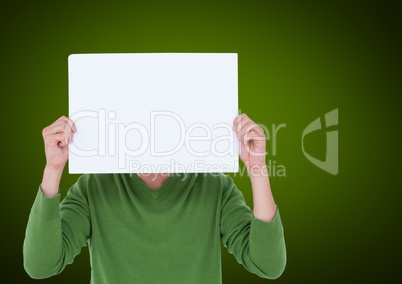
{"left": 128, "top": 173, "right": 182, "bottom": 199}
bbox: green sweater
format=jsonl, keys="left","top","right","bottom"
{"left": 23, "top": 173, "right": 286, "bottom": 283}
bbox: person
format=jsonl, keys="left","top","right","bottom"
{"left": 23, "top": 113, "right": 286, "bottom": 283}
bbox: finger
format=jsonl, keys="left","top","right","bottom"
{"left": 241, "top": 119, "right": 265, "bottom": 135}
{"left": 46, "top": 121, "right": 72, "bottom": 139}
{"left": 42, "top": 121, "right": 63, "bottom": 137}
{"left": 246, "top": 124, "right": 265, "bottom": 137}
{"left": 50, "top": 122, "right": 73, "bottom": 145}
{"left": 46, "top": 133, "right": 69, "bottom": 147}
{"left": 233, "top": 115, "right": 241, "bottom": 127}
{"left": 244, "top": 129, "right": 265, "bottom": 143}
{"left": 58, "top": 115, "right": 77, "bottom": 132}
{"left": 233, "top": 113, "right": 249, "bottom": 128}
{"left": 64, "top": 122, "right": 73, "bottom": 144}
{"left": 244, "top": 129, "right": 266, "bottom": 144}
{"left": 244, "top": 137, "right": 266, "bottom": 156}
{"left": 239, "top": 121, "right": 255, "bottom": 138}
{"left": 45, "top": 120, "right": 66, "bottom": 135}
{"left": 234, "top": 115, "right": 250, "bottom": 135}
{"left": 233, "top": 113, "right": 245, "bottom": 126}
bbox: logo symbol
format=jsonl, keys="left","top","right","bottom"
{"left": 302, "top": 108, "right": 338, "bottom": 175}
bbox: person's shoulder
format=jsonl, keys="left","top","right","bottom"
{"left": 75, "top": 173, "right": 116, "bottom": 183}
{"left": 194, "top": 173, "right": 236, "bottom": 190}
{"left": 73, "top": 173, "right": 123, "bottom": 192}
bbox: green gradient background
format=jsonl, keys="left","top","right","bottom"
{"left": 1, "top": 0, "right": 400, "bottom": 283}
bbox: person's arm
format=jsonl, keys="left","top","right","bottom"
{"left": 23, "top": 175, "right": 91, "bottom": 279}
{"left": 220, "top": 174, "right": 286, "bottom": 279}
{"left": 233, "top": 113, "right": 278, "bottom": 221}
{"left": 220, "top": 113, "right": 286, "bottom": 279}
{"left": 23, "top": 115, "right": 91, "bottom": 279}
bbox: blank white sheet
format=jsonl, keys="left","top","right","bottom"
{"left": 68, "top": 53, "right": 238, "bottom": 173}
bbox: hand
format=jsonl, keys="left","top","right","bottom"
{"left": 233, "top": 113, "right": 266, "bottom": 171}
{"left": 42, "top": 115, "right": 77, "bottom": 171}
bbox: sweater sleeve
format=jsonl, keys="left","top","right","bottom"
{"left": 220, "top": 174, "right": 286, "bottom": 279}
{"left": 23, "top": 175, "right": 91, "bottom": 279}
